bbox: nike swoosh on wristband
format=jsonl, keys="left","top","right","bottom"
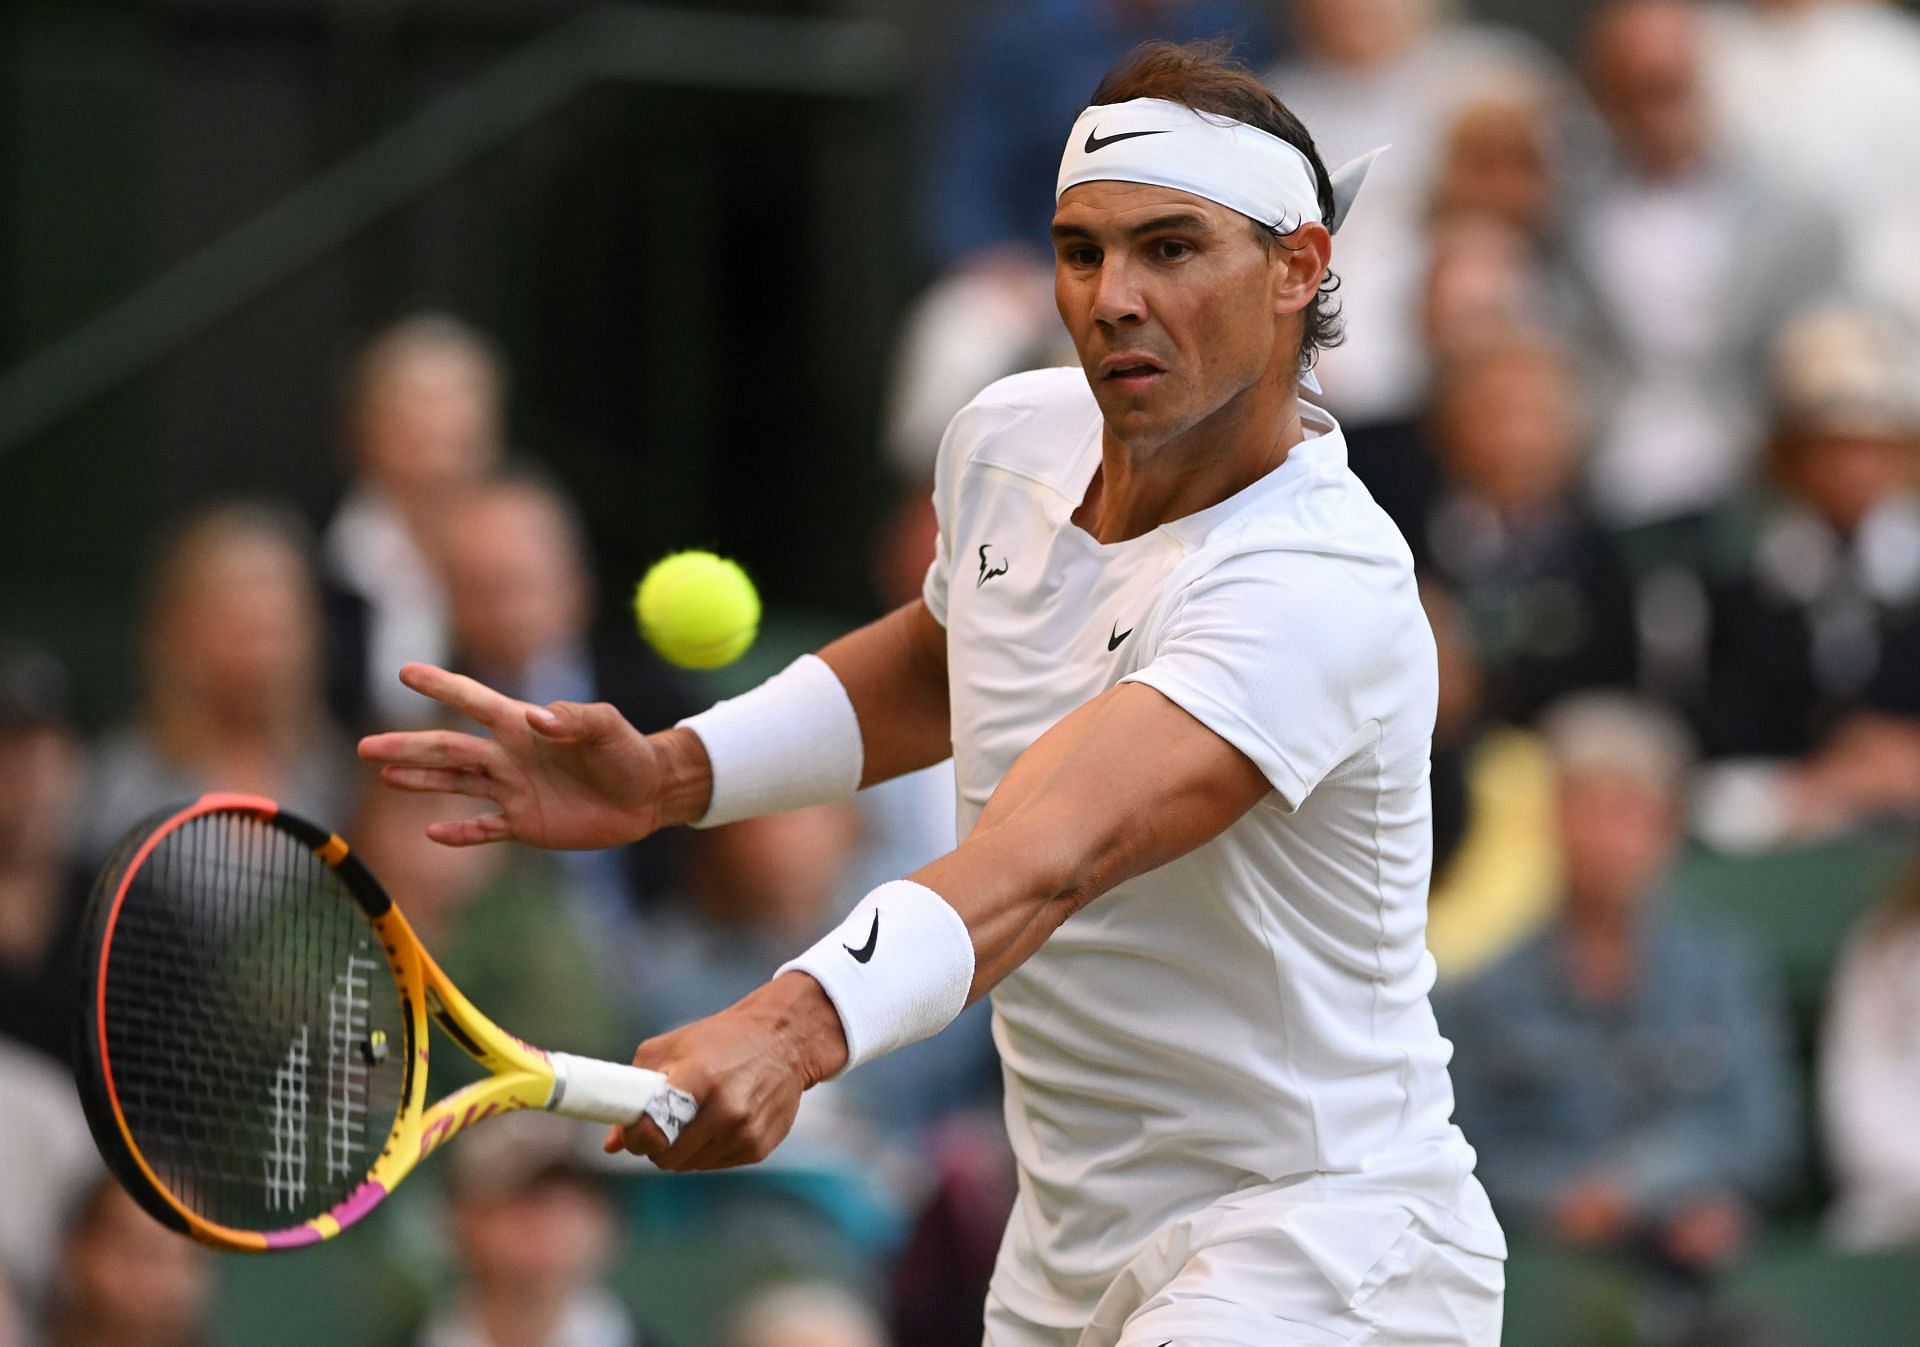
{"left": 1083, "top": 127, "right": 1171, "bottom": 153}
{"left": 844, "top": 911, "right": 879, "bottom": 963}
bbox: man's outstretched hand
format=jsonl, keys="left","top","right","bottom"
{"left": 356, "top": 662, "right": 711, "bottom": 849}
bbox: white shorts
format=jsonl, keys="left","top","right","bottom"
{"left": 982, "top": 1208, "right": 1504, "bottom": 1347}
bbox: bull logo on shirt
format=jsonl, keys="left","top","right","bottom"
{"left": 977, "top": 544, "right": 1010, "bottom": 587}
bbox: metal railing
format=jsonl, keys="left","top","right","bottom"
{"left": 0, "top": 5, "right": 905, "bottom": 458}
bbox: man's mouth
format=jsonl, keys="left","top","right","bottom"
{"left": 1100, "top": 355, "right": 1166, "bottom": 389}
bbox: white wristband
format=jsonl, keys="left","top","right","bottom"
{"left": 777, "top": 879, "right": 975, "bottom": 1073}
{"left": 678, "top": 654, "right": 863, "bottom": 827}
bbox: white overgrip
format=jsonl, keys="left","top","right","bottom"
{"left": 546, "top": 1052, "right": 699, "bottom": 1144}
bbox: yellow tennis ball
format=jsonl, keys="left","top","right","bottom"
{"left": 633, "top": 551, "right": 761, "bottom": 670}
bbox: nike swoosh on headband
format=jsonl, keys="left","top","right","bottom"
{"left": 1084, "top": 127, "right": 1172, "bottom": 153}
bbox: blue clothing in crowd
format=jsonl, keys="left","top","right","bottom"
{"left": 919, "top": 0, "right": 1274, "bottom": 265}
{"left": 1435, "top": 901, "right": 1803, "bottom": 1232}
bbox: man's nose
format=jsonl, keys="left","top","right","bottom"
{"left": 1090, "top": 258, "right": 1147, "bottom": 326}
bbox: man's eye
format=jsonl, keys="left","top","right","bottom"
{"left": 1155, "top": 239, "right": 1193, "bottom": 261}
{"left": 1067, "top": 247, "right": 1100, "bottom": 267}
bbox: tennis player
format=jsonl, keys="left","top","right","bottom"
{"left": 362, "top": 41, "right": 1506, "bottom": 1346}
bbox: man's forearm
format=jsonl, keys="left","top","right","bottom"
{"left": 913, "top": 810, "right": 1094, "bottom": 1002}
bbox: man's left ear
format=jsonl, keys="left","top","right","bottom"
{"left": 1271, "top": 222, "right": 1332, "bottom": 317}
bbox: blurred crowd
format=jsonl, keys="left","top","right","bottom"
{"left": 0, "top": 312, "right": 998, "bottom": 1347}
{"left": 4, "top": 0, "right": 1920, "bottom": 1344}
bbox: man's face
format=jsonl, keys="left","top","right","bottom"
{"left": 354, "top": 348, "right": 501, "bottom": 502}
{"left": 1437, "top": 342, "right": 1582, "bottom": 514}
{"left": 439, "top": 488, "right": 589, "bottom": 677}
{"left": 1587, "top": 0, "right": 1707, "bottom": 180}
{"left": 1293, "top": 0, "right": 1431, "bottom": 68}
{"left": 151, "top": 532, "right": 319, "bottom": 723}
{"left": 1557, "top": 769, "right": 1678, "bottom": 921}
{"left": 453, "top": 1174, "right": 613, "bottom": 1295}
{"left": 1782, "top": 429, "right": 1918, "bottom": 534}
{"left": 0, "top": 723, "right": 81, "bottom": 865}
{"left": 64, "top": 1186, "right": 213, "bottom": 1344}
{"left": 1051, "top": 182, "right": 1318, "bottom": 455}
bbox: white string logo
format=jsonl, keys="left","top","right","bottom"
{"left": 265, "top": 1026, "right": 310, "bottom": 1211}
{"left": 325, "top": 954, "right": 376, "bottom": 1181}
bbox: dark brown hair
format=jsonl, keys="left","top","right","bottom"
{"left": 1090, "top": 39, "right": 1344, "bottom": 368}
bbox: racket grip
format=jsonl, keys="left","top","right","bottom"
{"left": 547, "top": 1052, "right": 699, "bottom": 1143}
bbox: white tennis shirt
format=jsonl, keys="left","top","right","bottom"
{"left": 922, "top": 369, "right": 1505, "bottom": 1324}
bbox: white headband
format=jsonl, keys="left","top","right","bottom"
{"left": 1056, "top": 98, "right": 1385, "bottom": 391}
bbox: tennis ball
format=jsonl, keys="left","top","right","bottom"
{"left": 633, "top": 551, "right": 761, "bottom": 670}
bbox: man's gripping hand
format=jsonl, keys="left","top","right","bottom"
{"left": 356, "top": 662, "right": 713, "bottom": 848}
{"left": 605, "top": 972, "right": 849, "bottom": 1170}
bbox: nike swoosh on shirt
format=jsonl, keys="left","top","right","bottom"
{"left": 1108, "top": 622, "right": 1133, "bottom": 651}
{"left": 1083, "top": 127, "right": 1171, "bottom": 153}
{"left": 844, "top": 911, "right": 879, "bottom": 964}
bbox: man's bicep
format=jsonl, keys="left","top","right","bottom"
{"left": 982, "top": 682, "right": 1271, "bottom": 880}
{"left": 927, "top": 683, "right": 1270, "bottom": 997}
{"left": 818, "top": 598, "right": 952, "bottom": 787}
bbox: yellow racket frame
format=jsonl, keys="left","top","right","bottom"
{"left": 85, "top": 793, "right": 674, "bottom": 1253}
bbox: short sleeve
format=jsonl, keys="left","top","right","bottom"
{"left": 1122, "top": 551, "right": 1417, "bottom": 810}
{"left": 919, "top": 405, "right": 968, "bottom": 629}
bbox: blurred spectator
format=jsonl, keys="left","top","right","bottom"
{"left": 414, "top": 1114, "right": 651, "bottom": 1347}
{"left": 1689, "top": 305, "right": 1920, "bottom": 850}
{"left": 1438, "top": 694, "right": 1801, "bottom": 1277}
{"left": 918, "top": 0, "right": 1269, "bottom": 269}
{"left": 1419, "top": 579, "right": 1559, "bottom": 982}
{"left": 1569, "top": 0, "right": 1837, "bottom": 528}
{"left": 1425, "top": 576, "right": 1488, "bottom": 875}
{"left": 1416, "top": 327, "right": 1640, "bottom": 724}
{"left": 887, "top": 1114, "right": 1017, "bottom": 1347}
{"left": 324, "top": 315, "right": 506, "bottom": 730}
{"left": 884, "top": 260, "right": 1075, "bottom": 486}
{"left": 438, "top": 471, "right": 690, "bottom": 921}
{"left": 0, "top": 642, "right": 88, "bottom": 1063}
{"left": 1703, "top": 0, "right": 1920, "bottom": 326}
{"left": 1265, "top": 0, "right": 1565, "bottom": 423}
{"left": 77, "top": 504, "right": 354, "bottom": 866}
{"left": 722, "top": 1281, "right": 886, "bottom": 1347}
{"left": 40, "top": 1176, "right": 217, "bottom": 1347}
{"left": 0, "top": 1039, "right": 98, "bottom": 1321}
{"left": 1421, "top": 215, "right": 1555, "bottom": 366}
{"left": 1820, "top": 855, "right": 1920, "bottom": 1249}
{"left": 640, "top": 804, "right": 866, "bottom": 1033}
{"left": 1428, "top": 91, "right": 1561, "bottom": 244}
{"left": 1343, "top": 213, "right": 1557, "bottom": 540}
{"left": 350, "top": 784, "right": 629, "bottom": 1074}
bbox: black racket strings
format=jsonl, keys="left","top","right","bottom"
{"left": 97, "top": 812, "right": 406, "bottom": 1230}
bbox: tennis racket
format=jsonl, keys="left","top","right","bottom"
{"left": 75, "top": 792, "right": 696, "bottom": 1253}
